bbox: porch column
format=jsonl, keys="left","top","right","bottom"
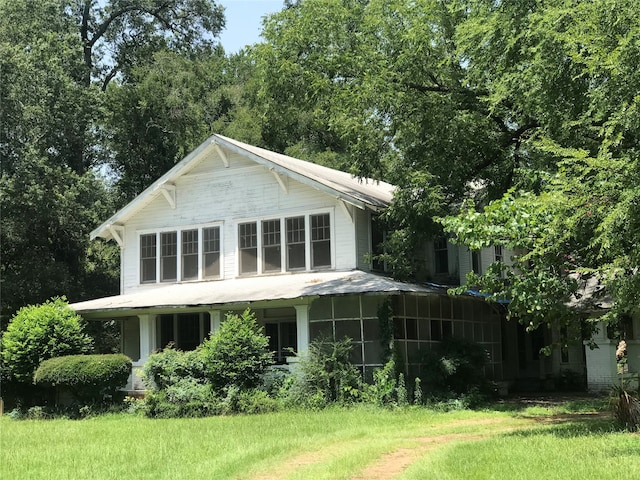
{"left": 294, "top": 304, "right": 310, "bottom": 354}
{"left": 138, "top": 314, "right": 156, "bottom": 363}
{"left": 209, "top": 310, "right": 221, "bottom": 334}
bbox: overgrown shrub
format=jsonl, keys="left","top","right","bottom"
{"left": 419, "top": 337, "right": 489, "bottom": 397}
{"left": 282, "top": 336, "right": 363, "bottom": 407}
{"left": 611, "top": 385, "right": 640, "bottom": 432}
{"left": 143, "top": 378, "right": 220, "bottom": 418}
{"left": 33, "top": 354, "right": 131, "bottom": 404}
{"left": 200, "top": 309, "right": 273, "bottom": 391}
{"left": 140, "top": 346, "right": 212, "bottom": 417}
{"left": 142, "top": 346, "right": 206, "bottom": 391}
{"left": 1, "top": 297, "right": 94, "bottom": 383}
{"left": 140, "top": 309, "right": 275, "bottom": 417}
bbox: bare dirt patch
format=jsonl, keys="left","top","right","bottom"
{"left": 350, "top": 423, "right": 527, "bottom": 480}
{"left": 350, "top": 433, "right": 487, "bottom": 480}
{"left": 249, "top": 417, "right": 517, "bottom": 480}
{"left": 249, "top": 410, "right": 607, "bottom": 480}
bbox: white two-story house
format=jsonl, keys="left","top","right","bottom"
{"left": 72, "top": 134, "right": 595, "bottom": 393}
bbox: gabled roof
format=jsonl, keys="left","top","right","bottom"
{"left": 71, "top": 270, "right": 444, "bottom": 317}
{"left": 92, "top": 134, "right": 395, "bottom": 241}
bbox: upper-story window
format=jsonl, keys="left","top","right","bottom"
{"left": 139, "top": 225, "right": 221, "bottom": 284}
{"left": 239, "top": 222, "right": 258, "bottom": 274}
{"left": 262, "top": 219, "right": 282, "bottom": 272}
{"left": 239, "top": 212, "right": 332, "bottom": 276}
{"left": 140, "top": 234, "right": 157, "bottom": 283}
{"left": 182, "top": 230, "right": 199, "bottom": 281}
{"left": 471, "top": 250, "right": 481, "bottom": 274}
{"left": 494, "top": 245, "right": 504, "bottom": 263}
{"left": 286, "top": 216, "right": 306, "bottom": 270}
{"left": 161, "top": 232, "right": 178, "bottom": 282}
{"left": 311, "top": 213, "right": 331, "bottom": 268}
{"left": 203, "top": 226, "right": 221, "bottom": 278}
{"left": 434, "top": 237, "right": 448, "bottom": 274}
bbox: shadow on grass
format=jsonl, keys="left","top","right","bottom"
{"left": 511, "top": 414, "right": 618, "bottom": 437}
{"left": 479, "top": 394, "right": 610, "bottom": 415}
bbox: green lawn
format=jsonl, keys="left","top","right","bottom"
{"left": 1, "top": 400, "right": 634, "bottom": 480}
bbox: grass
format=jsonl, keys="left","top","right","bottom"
{"left": 1, "top": 399, "right": 636, "bottom": 480}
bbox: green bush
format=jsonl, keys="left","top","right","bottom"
{"left": 200, "top": 309, "right": 273, "bottom": 392}
{"left": 142, "top": 346, "right": 206, "bottom": 391}
{"left": 143, "top": 378, "right": 220, "bottom": 418}
{"left": 369, "top": 359, "right": 397, "bottom": 407}
{"left": 419, "top": 337, "right": 489, "bottom": 397}
{"left": 33, "top": 354, "right": 131, "bottom": 404}
{"left": 283, "top": 336, "right": 363, "bottom": 407}
{"left": 1, "top": 297, "right": 94, "bottom": 383}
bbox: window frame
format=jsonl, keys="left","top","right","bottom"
{"left": 140, "top": 233, "right": 157, "bottom": 284}
{"left": 137, "top": 222, "right": 223, "bottom": 284}
{"left": 434, "top": 237, "right": 449, "bottom": 275}
{"left": 235, "top": 209, "right": 334, "bottom": 277}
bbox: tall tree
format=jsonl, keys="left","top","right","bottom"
{"left": 254, "top": 0, "right": 547, "bottom": 278}
{"left": 254, "top": 0, "right": 640, "bottom": 331}
{"left": 0, "top": 0, "right": 225, "bottom": 316}
{"left": 442, "top": 0, "right": 640, "bottom": 330}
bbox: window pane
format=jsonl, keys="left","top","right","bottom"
{"left": 286, "top": 216, "right": 305, "bottom": 270}
{"left": 160, "top": 232, "right": 177, "bottom": 281}
{"left": 182, "top": 229, "right": 198, "bottom": 280}
{"left": 434, "top": 237, "right": 448, "bottom": 274}
{"left": 311, "top": 214, "right": 331, "bottom": 268}
{"left": 140, "top": 234, "right": 157, "bottom": 283}
{"left": 203, "top": 227, "right": 220, "bottom": 278}
{"left": 262, "top": 219, "right": 281, "bottom": 272}
{"left": 239, "top": 222, "right": 257, "bottom": 274}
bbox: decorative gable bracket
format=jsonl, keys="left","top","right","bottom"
{"left": 340, "top": 200, "right": 354, "bottom": 223}
{"left": 160, "top": 184, "right": 176, "bottom": 209}
{"left": 213, "top": 141, "right": 229, "bottom": 168}
{"left": 108, "top": 224, "right": 125, "bottom": 247}
{"left": 270, "top": 168, "right": 288, "bottom": 193}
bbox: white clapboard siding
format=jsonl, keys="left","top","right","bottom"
{"left": 120, "top": 152, "right": 360, "bottom": 293}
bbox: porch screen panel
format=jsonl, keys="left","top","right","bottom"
{"left": 286, "top": 216, "right": 305, "bottom": 270}
{"left": 239, "top": 222, "right": 258, "bottom": 274}
{"left": 311, "top": 213, "right": 331, "bottom": 268}
{"left": 181, "top": 229, "right": 198, "bottom": 280}
{"left": 140, "top": 234, "right": 157, "bottom": 283}
{"left": 160, "top": 231, "right": 177, "bottom": 281}
{"left": 262, "top": 219, "right": 281, "bottom": 272}
{"left": 203, "top": 226, "right": 220, "bottom": 278}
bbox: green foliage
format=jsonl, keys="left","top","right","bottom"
{"left": 143, "top": 379, "right": 219, "bottom": 418}
{"left": 140, "top": 309, "right": 277, "bottom": 417}
{"left": 200, "top": 309, "right": 273, "bottom": 391}
{"left": 142, "top": 346, "right": 207, "bottom": 391}
{"left": 283, "top": 336, "right": 363, "bottom": 407}
{"left": 413, "top": 377, "right": 423, "bottom": 405}
{"left": 396, "top": 373, "right": 408, "bottom": 407}
{"left": 419, "top": 337, "right": 489, "bottom": 398}
{"left": 1, "top": 298, "right": 94, "bottom": 383}
{"left": 33, "top": 354, "right": 131, "bottom": 404}
{"left": 0, "top": 0, "right": 227, "bottom": 315}
{"left": 370, "top": 359, "right": 397, "bottom": 407}
{"left": 255, "top": 0, "right": 640, "bottom": 331}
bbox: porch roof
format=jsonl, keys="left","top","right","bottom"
{"left": 71, "top": 270, "right": 445, "bottom": 317}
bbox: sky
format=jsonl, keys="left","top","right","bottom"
{"left": 218, "top": 1, "right": 285, "bottom": 54}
